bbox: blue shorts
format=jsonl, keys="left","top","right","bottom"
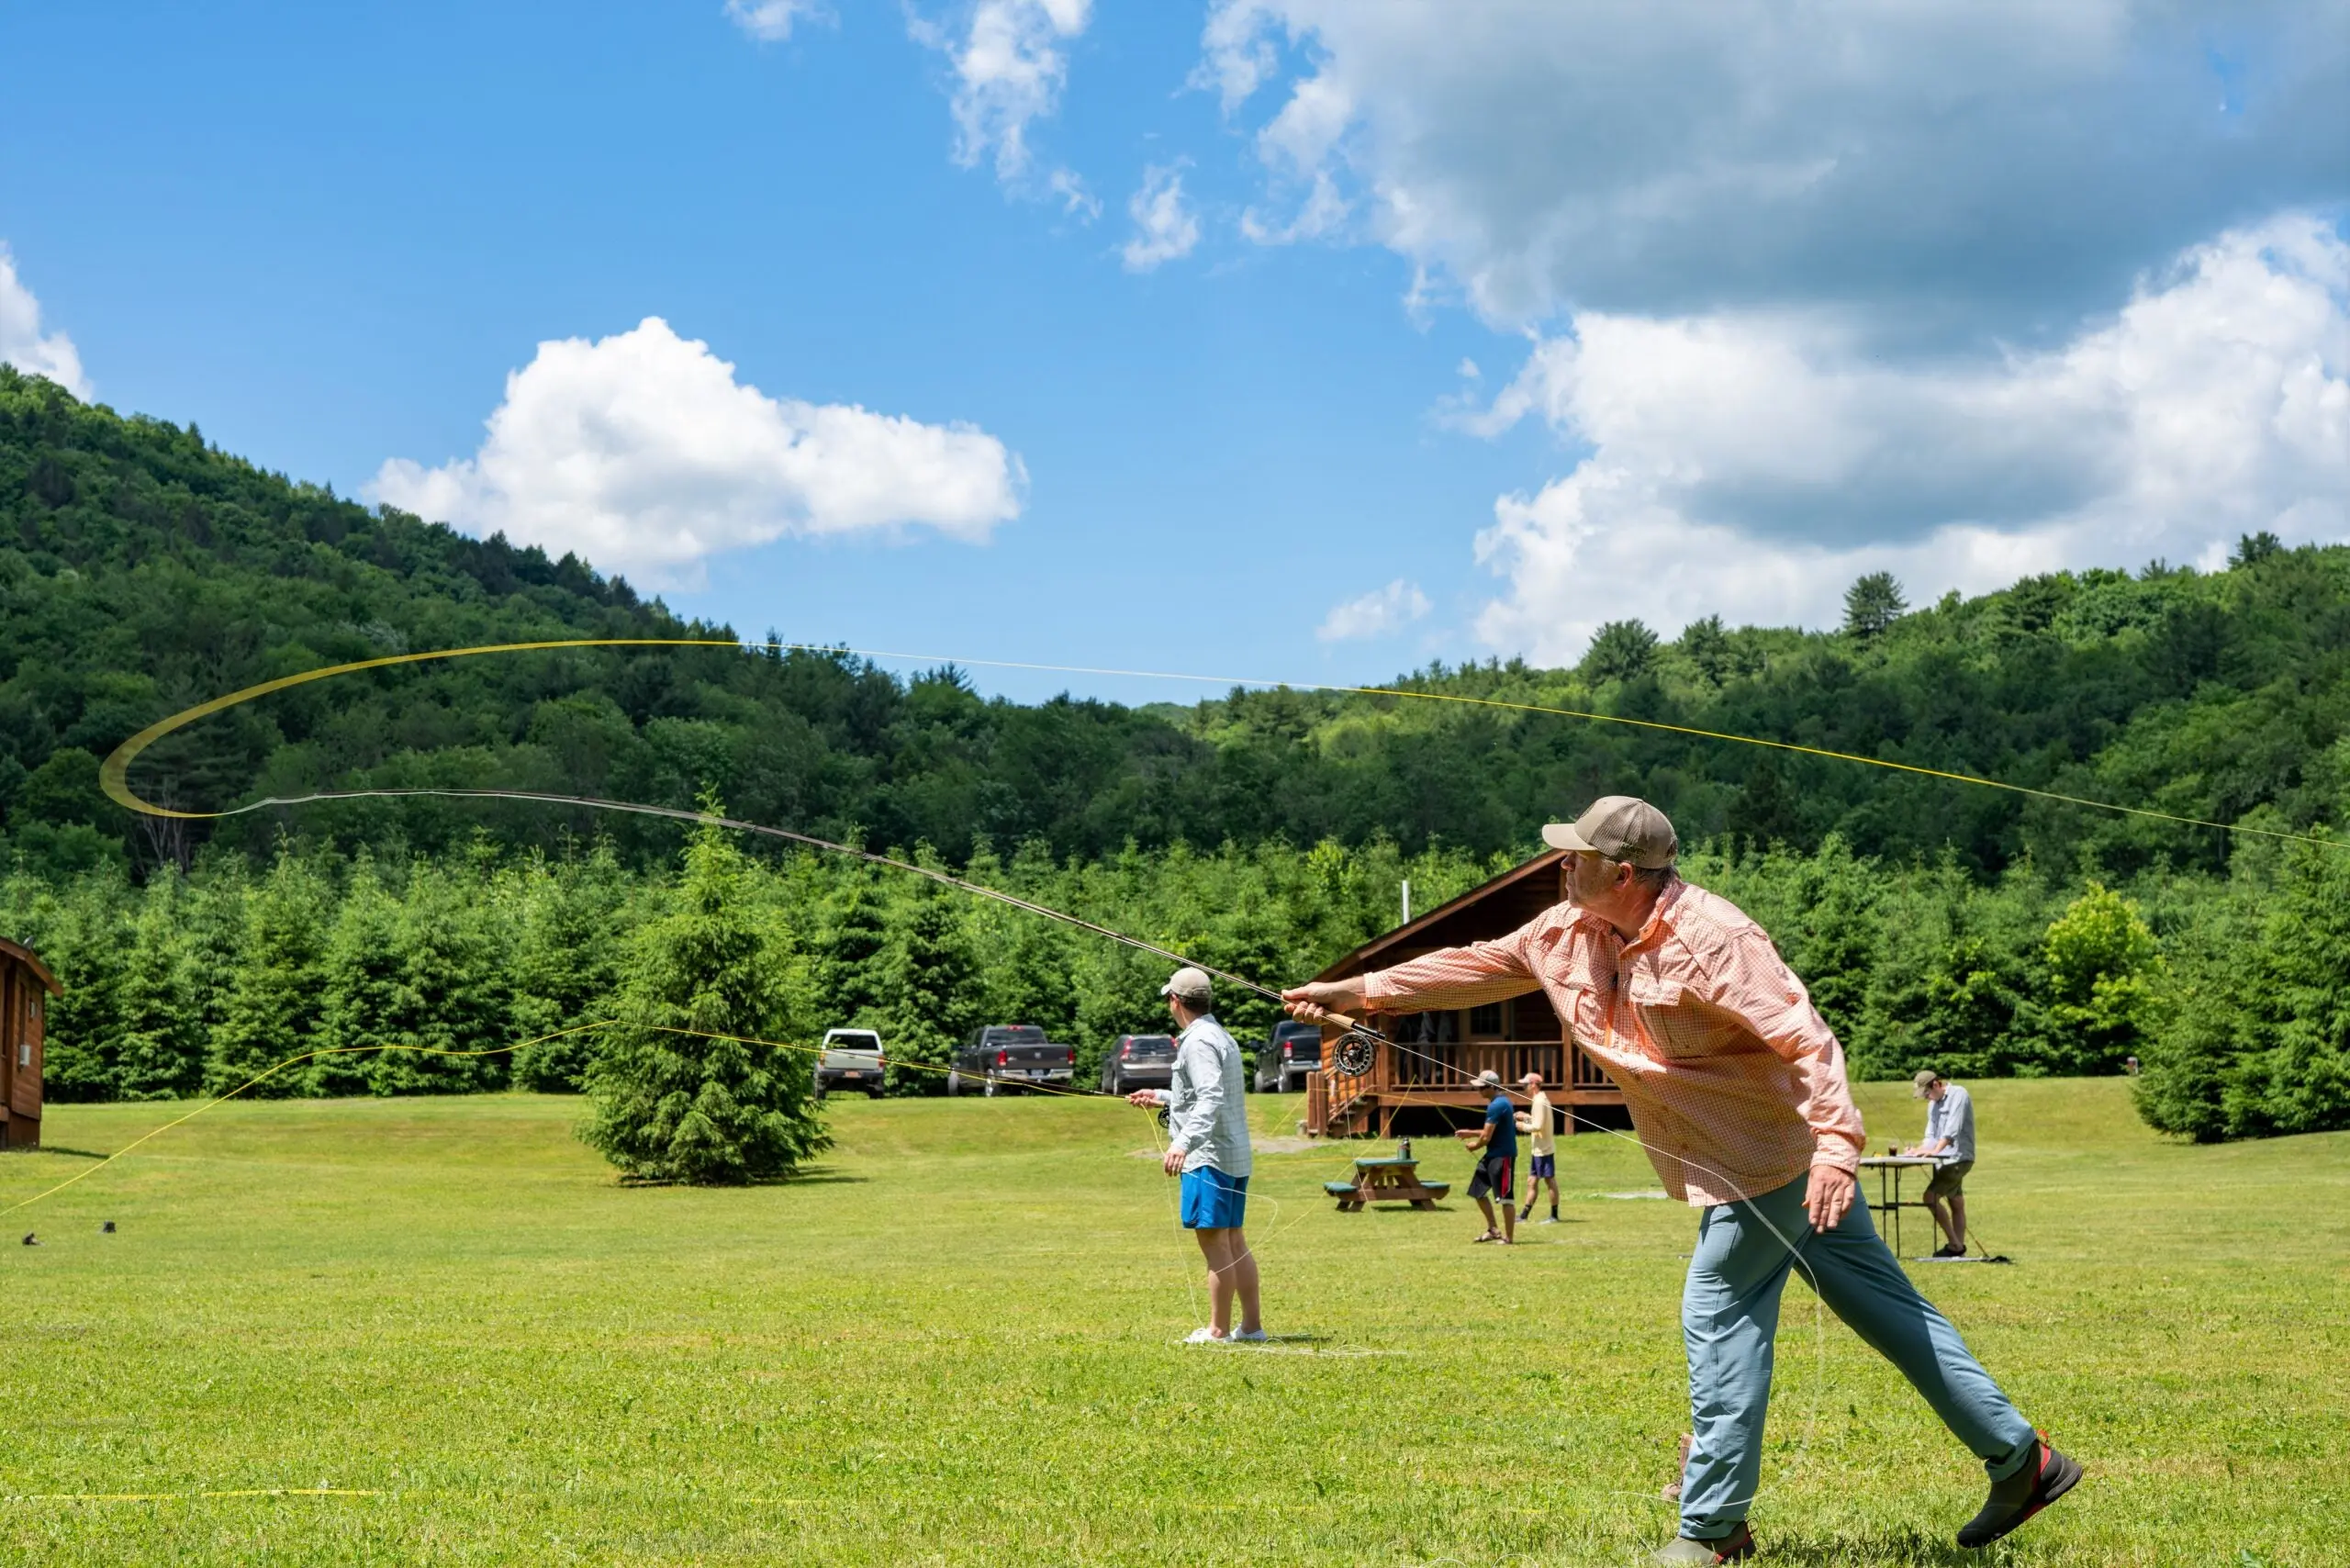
{"left": 1530, "top": 1153, "right": 1555, "bottom": 1179}
{"left": 1179, "top": 1166, "right": 1248, "bottom": 1230}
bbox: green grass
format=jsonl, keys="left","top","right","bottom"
{"left": 2, "top": 1079, "right": 2344, "bottom": 1565}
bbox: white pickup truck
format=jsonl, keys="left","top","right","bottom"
{"left": 815, "top": 1027, "right": 886, "bottom": 1099}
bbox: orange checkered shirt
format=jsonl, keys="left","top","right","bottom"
{"left": 1358, "top": 878, "right": 1865, "bottom": 1207}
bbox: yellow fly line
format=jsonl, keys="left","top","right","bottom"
{"left": 98, "top": 634, "right": 2333, "bottom": 850}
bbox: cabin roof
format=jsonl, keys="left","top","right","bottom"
{"left": 1314, "top": 848, "right": 1566, "bottom": 983}
{"left": 0, "top": 937, "right": 62, "bottom": 996}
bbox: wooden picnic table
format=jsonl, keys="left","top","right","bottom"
{"left": 1325, "top": 1155, "right": 1452, "bottom": 1212}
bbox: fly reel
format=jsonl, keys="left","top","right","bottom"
{"left": 1331, "top": 1030, "right": 1378, "bottom": 1078}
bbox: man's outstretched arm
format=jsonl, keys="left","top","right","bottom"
{"left": 1282, "top": 924, "right": 1542, "bottom": 1023}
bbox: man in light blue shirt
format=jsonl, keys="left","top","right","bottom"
{"left": 1129, "top": 967, "right": 1265, "bottom": 1343}
{"left": 1906, "top": 1070, "right": 1977, "bottom": 1258}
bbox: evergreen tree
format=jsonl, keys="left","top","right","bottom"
{"left": 33, "top": 871, "right": 132, "bottom": 1101}
{"left": 811, "top": 868, "right": 890, "bottom": 1032}
{"left": 207, "top": 847, "right": 330, "bottom": 1095}
{"left": 509, "top": 842, "right": 629, "bottom": 1092}
{"left": 1842, "top": 571, "right": 1908, "bottom": 640}
{"left": 1679, "top": 614, "right": 1731, "bottom": 686}
{"left": 1583, "top": 619, "right": 1660, "bottom": 682}
{"left": 313, "top": 853, "right": 404, "bottom": 1095}
{"left": 364, "top": 857, "right": 515, "bottom": 1094}
{"left": 115, "top": 872, "right": 207, "bottom": 1099}
{"left": 582, "top": 810, "right": 827, "bottom": 1182}
{"left": 882, "top": 878, "right": 981, "bottom": 1095}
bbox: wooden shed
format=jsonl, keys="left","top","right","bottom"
{"left": 1, "top": 937, "right": 61, "bottom": 1152}
{"left": 1304, "top": 849, "right": 1627, "bottom": 1138}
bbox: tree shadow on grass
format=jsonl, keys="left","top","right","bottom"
{"left": 610, "top": 1167, "right": 869, "bottom": 1189}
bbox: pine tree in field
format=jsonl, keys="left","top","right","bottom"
{"left": 24, "top": 871, "right": 132, "bottom": 1102}
{"left": 207, "top": 847, "right": 330, "bottom": 1095}
{"left": 364, "top": 857, "right": 514, "bottom": 1094}
{"left": 812, "top": 868, "right": 890, "bottom": 1032}
{"left": 510, "top": 842, "right": 629, "bottom": 1092}
{"left": 313, "top": 853, "right": 404, "bottom": 1095}
{"left": 582, "top": 810, "right": 827, "bottom": 1183}
{"left": 115, "top": 872, "right": 207, "bottom": 1099}
{"left": 882, "top": 877, "right": 981, "bottom": 1095}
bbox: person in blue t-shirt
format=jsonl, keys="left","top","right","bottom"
{"left": 1457, "top": 1068, "right": 1518, "bottom": 1245}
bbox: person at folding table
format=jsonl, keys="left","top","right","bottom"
{"left": 1282, "top": 797, "right": 2077, "bottom": 1563}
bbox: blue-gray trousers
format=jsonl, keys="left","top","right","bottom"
{"left": 1678, "top": 1174, "right": 2036, "bottom": 1540}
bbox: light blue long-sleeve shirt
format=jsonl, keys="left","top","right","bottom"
{"left": 1925, "top": 1083, "right": 1975, "bottom": 1162}
{"left": 1159, "top": 1014, "right": 1252, "bottom": 1178}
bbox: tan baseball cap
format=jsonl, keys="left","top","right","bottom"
{"left": 1541, "top": 795, "right": 1680, "bottom": 868}
{"left": 1912, "top": 1070, "right": 1942, "bottom": 1097}
{"left": 1160, "top": 967, "right": 1214, "bottom": 1003}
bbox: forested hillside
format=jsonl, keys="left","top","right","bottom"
{"left": 6, "top": 365, "right": 2349, "bottom": 1139}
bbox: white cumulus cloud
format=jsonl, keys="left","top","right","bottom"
{"left": 1122, "top": 163, "right": 1201, "bottom": 272}
{"left": 371, "top": 318, "right": 1025, "bottom": 588}
{"left": 1469, "top": 215, "right": 2350, "bottom": 663}
{"left": 1200, "top": 1, "right": 2349, "bottom": 331}
{"left": 724, "top": 0, "right": 824, "bottom": 41}
{"left": 0, "top": 245, "right": 91, "bottom": 398}
{"left": 1319, "top": 578, "right": 1432, "bottom": 643}
{"left": 917, "top": 0, "right": 1092, "bottom": 193}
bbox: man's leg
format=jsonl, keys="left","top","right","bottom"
{"left": 1947, "top": 1193, "right": 1967, "bottom": 1251}
{"left": 1474, "top": 1193, "right": 1501, "bottom": 1238}
{"left": 1221, "top": 1227, "right": 1263, "bottom": 1333}
{"left": 1923, "top": 1193, "right": 1957, "bottom": 1250}
{"left": 1677, "top": 1192, "right": 1799, "bottom": 1543}
{"left": 1193, "top": 1227, "right": 1235, "bottom": 1335}
{"left": 1545, "top": 1170, "right": 1561, "bottom": 1218}
{"left": 1499, "top": 1161, "right": 1516, "bottom": 1243}
{"left": 1805, "top": 1190, "right": 2035, "bottom": 1479}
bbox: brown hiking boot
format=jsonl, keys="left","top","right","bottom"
{"left": 1650, "top": 1522, "right": 1753, "bottom": 1563}
{"left": 1957, "top": 1430, "right": 2081, "bottom": 1549}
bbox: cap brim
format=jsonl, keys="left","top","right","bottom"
{"left": 1541, "top": 822, "right": 1595, "bottom": 852}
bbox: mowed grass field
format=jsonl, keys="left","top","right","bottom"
{"left": 2, "top": 1079, "right": 2344, "bottom": 1567}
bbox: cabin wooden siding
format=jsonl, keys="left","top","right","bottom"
{"left": 1, "top": 937, "right": 60, "bottom": 1152}
{"left": 1302, "top": 850, "right": 1625, "bottom": 1137}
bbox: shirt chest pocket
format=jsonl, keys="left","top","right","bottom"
{"left": 1628, "top": 975, "right": 1737, "bottom": 1059}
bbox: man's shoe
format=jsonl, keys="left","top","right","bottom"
{"left": 1230, "top": 1326, "right": 1269, "bottom": 1342}
{"left": 1957, "top": 1431, "right": 2080, "bottom": 1549}
{"left": 1649, "top": 1522, "right": 1753, "bottom": 1563}
{"left": 1182, "top": 1326, "right": 1228, "bottom": 1344}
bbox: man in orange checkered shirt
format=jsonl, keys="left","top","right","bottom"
{"left": 1283, "top": 797, "right": 2078, "bottom": 1563}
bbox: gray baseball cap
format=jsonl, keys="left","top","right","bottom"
{"left": 1542, "top": 795, "right": 1680, "bottom": 868}
{"left": 1160, "top": 967, "right": 1214, "bottom": 1003}
{"left": 1473, "top": 1069, "right": 1504, "bottom": 1089}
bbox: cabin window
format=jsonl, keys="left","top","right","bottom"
{"left": 1468, "top": 1002, "right": 1505, "bottom": 1037}
{"left": 15, "top": 1042, "right": 24, "bottom": 1069}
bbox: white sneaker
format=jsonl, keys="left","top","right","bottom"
{"left": 1183, "top": 1327, "right": 1228, "bottom": 1344}
{"left": 1231, "top": 1327, "right": 1269, "bottom": 1342}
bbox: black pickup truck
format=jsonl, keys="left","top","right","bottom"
{"left": 1254, "top": 1019, "right": 1326, "bottom": 1092}
{"left": 946, "top": 1025, "right": 1075, "bottom": 1097}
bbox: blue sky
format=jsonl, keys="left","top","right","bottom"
{"left": 4, "top": 2, "right": 2345, "bottom": 700}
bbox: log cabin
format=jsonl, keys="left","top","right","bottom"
{"left": 1, "top": 937, "right": 60, "bottom": 1151}
{"left": 1303, "top": 849, "right": 1628, "bottom": 1138}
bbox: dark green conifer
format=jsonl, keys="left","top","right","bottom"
{"left": 582, "top": 807, "right": 827, "bottom": 1182}
{"left": 207, "top": 847, "right": 330, "bottom": 1095}
{"left": 115, "top": 872, "right": 206, "bottom": 1099}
